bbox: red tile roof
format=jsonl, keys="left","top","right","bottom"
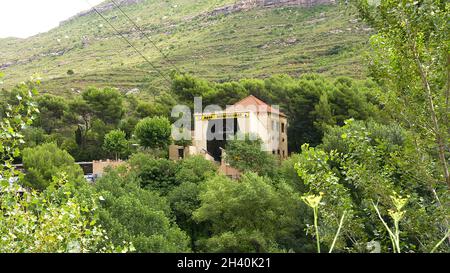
{"left": 226, "top": 95, "right": 287, "bottom": 117}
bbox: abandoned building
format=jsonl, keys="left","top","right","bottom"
{"left": 169, "top": 95, "right": 288, "bottom": 177}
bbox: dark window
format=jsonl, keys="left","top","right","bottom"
{"left": 206, "top": 118, "right": 239, "bottom": 162}
{"left": 281, "top": 123, "right": 285, "bottom": 133}
{"left": 277, "top": 149, "right": 280, "bottom": 155}
{"left": 272, "top": 150, "right": 276, "bottom": 155}
{"left": 178, "top": 148, "right": 184, "bottom": 159}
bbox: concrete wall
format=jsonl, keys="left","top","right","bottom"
{"left": 169, "top": 145, "right": 198, "bottom": 161}
{"left": 92, "top": 160, "right": 125, "bottom": 178}
{"left": 192, "top": 109, "right": 288, "bottom": 159}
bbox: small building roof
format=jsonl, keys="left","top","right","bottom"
{"left": 226, "top": 95, "right": 287, "bottom": 117}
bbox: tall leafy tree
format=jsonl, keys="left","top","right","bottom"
{"left": 172, "top": 73, "right": 217, "bottom": 106}
{"left": 35, "top": 94, "right": 68, "bottom": 134}
{"left": 68, "top": 98, "right": 93, "bottom": 146}
{"left": 82, "top": 87, "right": 124, "bottom": 125}
{"left": 128, "top": 153, "right": 179, "bottom": 195}
{"left": 296, "top": 119, "right": 449, "bottom": 252}
{"left": 22, "top": 143, "right": 85, "bottom": 190}
{"left": 134, "top": 116, "right": 172, "bottom": 150}
{"left": 224, "top": 134, "right": 278, "bottom": 177}
{"left": 94, "top": 166, "right": 191, "bottom": 252}
{"left": 353, "top": 0, "right": 450, "bottom": 189}
{"left": 0, "top": 78, "right": 39, "bottom": 181}
{"left": 193, "top": 173, "right": 301, "bottom": 252}
{"left": 168, "top": 156, "right": 218, "bottom": 250}
{"left": 103, "top": 129, "right": 128, "bottom": 160}
{"left": 1, "top": 176, "right": 126, "bottom": 253}
{"left": 0, "top": 77, "right": 127, "bottom": 253}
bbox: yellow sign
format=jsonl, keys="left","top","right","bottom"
{"left": 199, "top": 112, "right": 249, "bottom": 120}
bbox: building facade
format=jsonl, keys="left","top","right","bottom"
{"left": 169, "top": 95, "right": 288, "bottom": 175}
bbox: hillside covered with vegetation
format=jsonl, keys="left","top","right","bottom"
{"left": 0, "top": 0, "right": 370, "bottom": 96}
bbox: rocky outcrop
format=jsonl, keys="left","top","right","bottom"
{"left": 0, "top": 61, "right": 15, "bottom": 69}
{"left": 262, "top": 0, "right": 335, "bottom": 7}
{"left": 60, "top": 0, "right": 145, "bottom": 25}
{"left": 208, "top": 0, "right": 335, "bottom": 16}
{"left": 61, "top": 0, "right": 336, "bottom": 25}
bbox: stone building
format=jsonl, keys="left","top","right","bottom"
{"left": 169, "top": 95, "right": 288, "bottom": 177}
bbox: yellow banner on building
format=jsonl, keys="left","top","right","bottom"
{"left": 199, "top": 112, "right": 249, "bottom": 120}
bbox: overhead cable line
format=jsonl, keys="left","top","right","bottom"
{"left": 110, "top": 0, "right": 184, "bottom": 75}
{"left": 86, "top": 1, "right": 172, "bottom": 85}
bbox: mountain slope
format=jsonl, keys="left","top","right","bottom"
{"left": 0, "top": 0, "right": 372, "bottom": 96}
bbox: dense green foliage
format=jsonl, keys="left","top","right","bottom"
{"left": 0, "top": 175, "right": 125, "bottom": 253}
{"left": 175, "top": 155, "right": 217, "bottom": 185}
{"left": 0, "top": 80, "right": 39, "bottom": 178}
{"left": 2, "top": 73, "right": 384, "bottom": 163}
{"left": 81, "top": 87, "right": 124, "bottom": 125}
{"left": 34, "top": 94, "right": 68, "bottom": 134}
{"left": 94, "top": 166, "right": 191, "bottom": 252}
{"left": 224, "top": 134, "right": 278, "bottom": 177}
{"left": 354, "top": 0, "right": 450, "bottom": 189}
{"left": 128, "top": 153, "right": 180, "bottom": 195}
{"left": 134, "top": 116, "right": 172, "bottom": 150}
{"left": 22, "top": 143, "right": 85, "bottom": 191}
{"left": 296, "top": 119, "right": 449, "bottom": 252}
{"left": 193, "top": 172, "right": 307, "bottom": 252}
{"left": 2, "top": 73, "right": 447, "bottom": 253}
{"left": 0, "top": 80, "right": 129, "bottom": 253}
{"left": 103, "top": 129, "right": 128, "bottom": 160}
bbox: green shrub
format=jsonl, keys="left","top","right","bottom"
{"left": 22, "top": 143, "right": 85, "bottom": 191}
{"left": 134, "top": 116, "right": 172, "bottom": 149}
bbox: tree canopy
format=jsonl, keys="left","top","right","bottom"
{"left": 134, "top": 116, "right": 172, "bottom": 150}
